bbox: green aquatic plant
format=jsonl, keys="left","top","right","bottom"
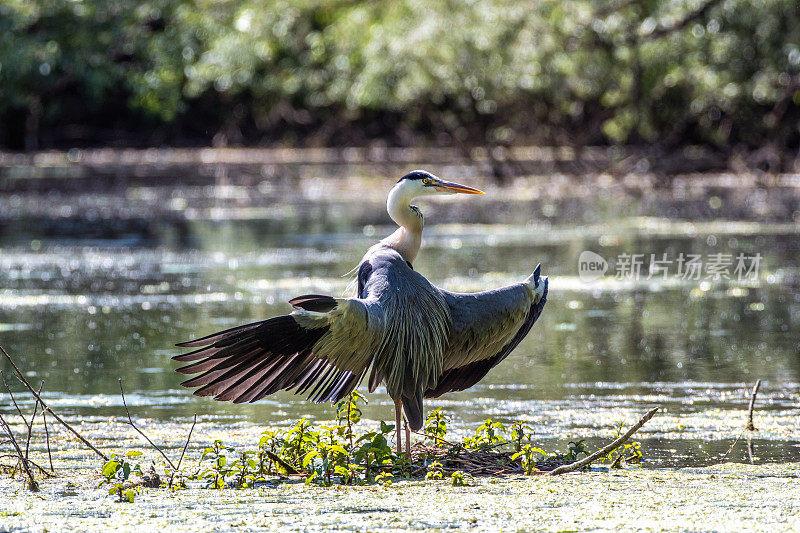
{"left": 424, "top": 408, "right": 448, "bottom": 443}
{"left": 426, "top": 460, "right": 444, "bottom": 480}
{"left": 229, "top": 451, "right": 260, "bottom": 489}
{"left": 509, "top": 422, "right": 534, "bottom": 452}
{"left": 336, "top": 391, "right": 366, "bottom": 449}
{"left": 96, "top": 403, "right": 649, "bottom": 495}
{"left": 100, "top": 451, "right": 143, "bottom": 503}
{"left": 451, "top": 470, "right": 471, "bottom": 486}
{"left": 282, "top": 418, "right": 316, "bottom": 470}
{"left": 353, "top": 427, "right": 393, "bottom": 483}
{"left": 512, "top": 444, "right": 548, "bottom": 475}
{"left": 195, "top": 439, "right": 236, "bottom": 489}
{"left": 601, "top": 421, "right": 643, "bottom": 468}
{"left": 464, "top": 419, "right": 507, "bottom": 450}
{"left": 301, "top": 425, "right": 347, "bottom": 486}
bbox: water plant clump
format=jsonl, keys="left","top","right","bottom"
{"left": 94, "top": 394, "right": 648, "bottom": 500}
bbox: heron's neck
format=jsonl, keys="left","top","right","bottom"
{"left": 382, "top": 185, "right": 423, "bottom": 263}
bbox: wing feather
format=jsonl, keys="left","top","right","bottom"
{"left": 174, "top": 294, "right": 383, "bottom": 404}
{"left": 425, "top": 271, "right": 548, "bottom": 398}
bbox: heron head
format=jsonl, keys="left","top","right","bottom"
{"left": 396, "top": 170, "right": 484, "bottom": 197}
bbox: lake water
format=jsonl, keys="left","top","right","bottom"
{"left": 1, "top": 159, "right": 798, "bottom": 467}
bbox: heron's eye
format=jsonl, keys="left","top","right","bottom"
{"left": 422, "top": 179, "right": 429, "bottom": 184}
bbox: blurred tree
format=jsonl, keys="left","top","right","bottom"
{"left": 0, "top": 0, "right": 797, "bottom": 164}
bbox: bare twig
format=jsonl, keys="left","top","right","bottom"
{"left": 0, "top": 413, "right": 38, "bottom": 491}
{"left": 720, "top": 433, "right": 742, "bottom": 462}
{"left": 24, "top": 381, "right": 44, "bottom": 464}
{"left": 746, "top": 379, "right": 761, "bottom": 432}
{"left": 118, "top": 378, "right": 176, "bottom": 470}
{"left": 169, "top": 414, "right": 197, "bottom": 489}
{"left": 0, "top": 345, "right": 107, "bottom": 461}
{"left": 0, "top": 455, "right": 55, "bottom": 477}
{"left": 720, "top": 380, "right": 762, "bottom": 463}
{"left": 42, "top": 409, "right": 53, "bottom": 472}
{"left": 1, "top": 370, "right": 27, "bottom": 423}
{"left": 548, "top": 407, "right": 659, "bottom": 476}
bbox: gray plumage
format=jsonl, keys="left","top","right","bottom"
{"left": 174, "top": 170, "right": 548, "bottom": 440}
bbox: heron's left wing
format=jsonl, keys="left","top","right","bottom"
{"left": 173, "top": 294, "right": 383, "bottom": 404}
{"left": 425, "top": 266, "right": 548, "bottom": 398}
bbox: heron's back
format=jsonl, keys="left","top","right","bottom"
{"left": 360, "top": 247, "right": 451, "bottom": 427}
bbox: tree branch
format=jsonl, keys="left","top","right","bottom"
{"left": 548, "top": 407, "right": 659, "bottom": 476}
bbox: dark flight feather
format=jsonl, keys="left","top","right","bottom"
{"left": 173, "top": 314, "right": 368, "bottom": 404}
{"left": 424, "top": 275, "right": 548, "bottom": 399}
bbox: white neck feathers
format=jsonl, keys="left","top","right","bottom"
{"left": 380, "top": 182, "right": 424, "bottom": 263}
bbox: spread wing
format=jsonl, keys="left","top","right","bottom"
{"left": 173, "top": 293, "right": 384, "bottom": 404}
{"left": 425, "top": 265, "right": 548, "bottom": 398}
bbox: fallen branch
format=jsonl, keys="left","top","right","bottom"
{"left": 0, "top": 345, "right": 107, "bottom": 461}
{"left": 547, "top": 406, "right": 659, "bottom": 476}
{"left": 263, "top": 450, "right": 300, "bottom": 475}
{"left": 118, "top": 378, "right": 176, "bottom": 470}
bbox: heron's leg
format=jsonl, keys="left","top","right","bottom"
{"left": 393, "top": 398, "right": 403, "bottom": 455}
{"left": 404, "top": 420, "right": 411, "bottom": 455}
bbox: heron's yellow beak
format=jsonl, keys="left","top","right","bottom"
{"left": 433, "top": 179, "right": 485, "bottom": 194}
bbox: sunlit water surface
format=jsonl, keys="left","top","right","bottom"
{"left": 1, "top": 165, "right": 798, "bottom": 467}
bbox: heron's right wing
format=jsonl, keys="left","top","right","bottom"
{"left": 173, "top": 294, "right": 383, "bottom": 404}
{"left": 425, "top": 267, "right": 548, "bottom": 398}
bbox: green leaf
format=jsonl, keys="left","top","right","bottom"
{"left": 302, "top": 450, "right": 319, "bottom": 468}
{"left": 102, "top": 460, "right": 120, "bottom": 479}
{"left": 328, "top": 445, "right": 348, "bottom": 456}
{"left": 126, "top": 450, "right": 143, "bottom": 457}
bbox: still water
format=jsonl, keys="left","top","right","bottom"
{"left": 1, "top": 162, "right": 798, "bottom": 467}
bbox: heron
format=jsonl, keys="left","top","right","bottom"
{"left": 174, "top": 170, "right": 548, "bottom": 454}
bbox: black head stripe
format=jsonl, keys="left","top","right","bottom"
{"left": 398, "top": 170, "right": 436, "bottom": 183}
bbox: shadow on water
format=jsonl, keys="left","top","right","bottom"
{"left": 1, "top": 163, "right": 798, "bottom": 467}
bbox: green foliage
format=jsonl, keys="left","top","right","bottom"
{"left": 450, "top": 470, "right": 471, "bottom": 486}
{"left": 602, "top": 421, "right": 643, "bottom": 468}
{"left": 424, "top": 408, "right": 448, "bottom": 443}
{"left": 509, "top": 422, "right": 534, "bottom": 452}
{"left": 97, "top": 406, "right": 646, "bottom": 494}
{"left": 1, "top": 0, "right": 798, "bottom": 151}
{"left": 336, "top": 391, "right": 366, "bottom": 448}
{"left": 196, "top": 439, "right": 236, "bottom": 489}
{"left": 99, "top": 450, "right": 143, "bottom": 503}
{"left": 425, "top": 460, "right": 444, "bottom": 480}
{"left": 464, "top": 419, "right": 507, "bottom": 450}
{"left": 512, "top": 444, "right": 548, "bottom": 475}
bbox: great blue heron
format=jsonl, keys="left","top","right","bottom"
{"left": 174, "top": 170, "right": 548, "bottom": 454}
